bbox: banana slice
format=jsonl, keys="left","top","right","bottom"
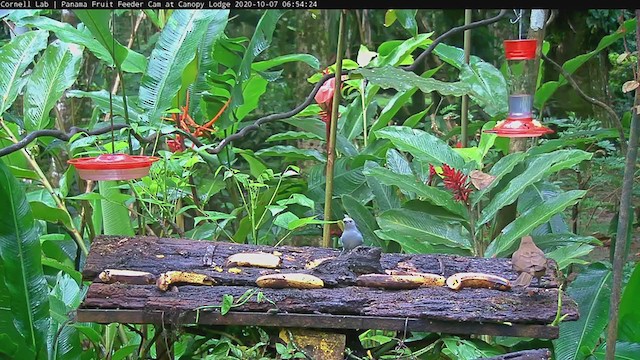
{"left": 98, "top": 269, "right": 156, "bottom": 285}
{"left": 446, "top": 272, "right": 511, "bottom": 291}
{"left": 256, "top": 273, "right": 324, "bottom": 289}
{"left": 156, "top": 271, "right": 216, "bottom": 291}
{"left": 384, "top": 270, "right": 446, "bottom": 286}
{"left": 226, "top": 252, "right": 282, "bottom": 269}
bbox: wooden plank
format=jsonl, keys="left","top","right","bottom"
{"left": 76, "top": 309, "right": 560, "bottom": 339}
{"left": 80, "top": 283, "right": 578, "bottom": 325}
{"left": 83, "top": 235, "right": 562, "bottom": 288}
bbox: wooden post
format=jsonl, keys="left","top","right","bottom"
{"left": 155, "top": 324, "right": 174, "bottom": 360}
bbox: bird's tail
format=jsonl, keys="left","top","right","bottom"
{"left": 514, "top": 272, "right": 533, "bottom": 287}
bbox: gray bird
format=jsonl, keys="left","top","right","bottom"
{"left": 339, "top": 216, "right": 364, "bottom": 253}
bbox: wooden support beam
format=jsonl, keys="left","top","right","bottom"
{"left": 76, "top": 309, "right": 560, "bottom": 339}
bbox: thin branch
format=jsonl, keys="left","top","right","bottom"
{"left": 541, "top": 52, "right": 627, "bottom": 153}
{"left": 404, "top": 9, "right": 508, "bottom": 72}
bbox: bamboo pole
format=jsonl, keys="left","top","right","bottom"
{"left": 322, "top": 11, "right": 346, "bottom": 248}
{"left": 461, "top": 9, "right": 472, "bottom": 147}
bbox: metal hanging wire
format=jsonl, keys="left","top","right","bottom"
{"left": 511, "top": 9, "right": 524, "bottom": 39}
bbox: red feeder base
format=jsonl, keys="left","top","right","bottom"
{"left": 68, "top": 153, "right": 159, "bottom": 181}
{"left": 484, "top": 118, "right": 553, "bottom": 138}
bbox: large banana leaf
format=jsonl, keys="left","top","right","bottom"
{"left": 0, "top": 162, "right": 50, "bottom": 358}
{"left": 485, "top": 190, "right": 586, "bottom": 258}
{"left": 138, "top": 10, "right": 223, "bottom": 124}
{"left": 591, "top": 342, "right": 640, "bottom": 360}
{"left": 376, "top": 208, "right": 471, "bottom": 251}
{"left": 23, "top": 41, "right": 83, "bottom": 131}
{"left": 18, "top": 15, "right": 146, "bottom": 73}
{"left": 369, "top": 33, "right": 433, "bottom": 68}
{"left": 0, "top": 29, "right": 48, "bottom": 113}
{"left": 553, "top": 263, "right": 611, "bottom": 360}
{"left": 188, "top": 11, "right": 229, "bottom": 122}
{"left": 375, "top": 126, "right": 465, "bottom": 169}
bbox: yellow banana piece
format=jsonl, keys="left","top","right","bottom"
{"left": 226, "top": 252, "right": 282, "bottom": 269}
{"left": 446, "top": 272, "right": 511, "bottom": 291}
{"left": 256, "top": 273, "right": 324, "bottom": 289}
{"left": 385, "top": 270, "right": 446, "bottom": 286}
{"left": 156, "top": 271, "right": 216, "bottom": 291}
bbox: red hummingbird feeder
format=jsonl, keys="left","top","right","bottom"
{"left": 485, "top": 39, "right": 553, "bottom": 137}
{"left": 68, "top": 153, "right": 159, "bottom": 181}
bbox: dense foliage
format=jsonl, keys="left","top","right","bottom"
{"left": 0, "top": 8, "right": 638, "bottom": 360}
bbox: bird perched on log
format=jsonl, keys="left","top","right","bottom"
{"left": 511, "top": 235, "right": 548, "bottom": 287}
{"left": 339, "top": 216, "right": 363, "bottom": 253}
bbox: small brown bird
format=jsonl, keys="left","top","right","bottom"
{"left": 511, "top": 235, "right": 548, "bottom": 287}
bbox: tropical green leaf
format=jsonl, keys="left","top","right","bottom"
{"left": 98, "top": 181, "right": 134, "bottom": 236}
{"left": 29, "top": 201, "right": 73, "bottom": 230}
{"left": 459, "top": 61, "right": 508, "bottom": 117}
{"left": 553, "top": 263, "right": 611, "bottom": 360}
{"left": 618, "top": 263, "right": 640, "bottom": 343}
{"left": 47, "top": 272, "right": 84, "bottom": 360}
{"left": 364, "top": 161, "right": 401, "bottom": 212}
{"left": 433, "top": 43, "right": 484, "bottom": 69}
{"left": 377, "top": 208, "right": 471, "bottom": 250}
{"left": 266, "top": 131, "right": 323, "bottom": 142}
{"left": 375, "top": 126, "right": 465, "bottom": 169}
{"left": 518, "top": 181, "right": 570, "bottom": 235}
{"left": 370, "top": 33, "right": 433, "bottom": 67}
{"left": 393, "top": 10, "right": 418, "bottom": 37}
{"left": 485, "top": 190, "right": 586, "bottom": 258}
{"left": 536, "top": 18, "right": 636, "bottom": 108}
{"left": 546, "top": 243, "right": 594, "bottom": 270}
{"left": 73, "top": 10, "right": 135, "bottom": 69}
{"left": 255, "top": 145, "right": 325, "bottom": 162}
{"left": 23, "top": 41, "right": 83, "bottom": 131}
{"left": 591, "top": 342, "right": 640, "bottom": 360}
{"left": 231, "top": 9, "right": 285, "bottom": 108}
{"left": 375, "top": 229, "right": 470, "bottom": 255}
{"left": 18, "top": 15, "right": 146, "bottom": 73}
{"left": 342, "top": 194, "right": 384, "bottom": 248}
{"left": 369, "top": 88, "right": 418, "bottom": 140}
{"left": 478, "top": 150, "right": 589, "bottom": 228}
{"left": 471, "top": 152, "right": 526, "bottom": 206}
{"left": 306, "top": 159, "right": 370, "bottom": 203}
{"left": 284, "top": 117, "right": 358, "bottom": 156}
{"left": 355, "top": 66, "right": 471, "bottom": 97}
{"left": 139, "top": 10, "right": 225, "bottom": 124}
{"left": 363, "top": 163, "right": 467, "bottom": 217}
{"left": 0, "top": 29, "right": 49, "bottom": 113}
{"left": 252, "top": 53, "right": 320, "bottom": 72}
{"left": 532, "top": 233, "right": 601, "bottom": 252}
{"left": 66, "top": 90, "right": 143, "bottom": 123}
{"left": 0, "top": 162, "right": 50, "bottom": 358}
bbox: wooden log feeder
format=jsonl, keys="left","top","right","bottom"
{"left": 78, "top": 235, "right": 579, "bottom": 345}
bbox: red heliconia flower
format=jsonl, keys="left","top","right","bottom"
{"left": 428, "top": 163, "right": 437, "bottom": 186}
{"left": 455, "top": 141, "right": 463, "bottom": 148}
{"left": 314, "top": 69, "right": 347, "bottom": 146}
{"left": 166, "top": 134, "right": 185, "bottom": 153}
{"left": 441, "top": 163, "right": 473, "bottom": 204}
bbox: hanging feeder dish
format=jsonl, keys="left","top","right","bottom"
{"left": 485, "top": 39, "right": 553, "bottom": 138}
{"left": 68, "top": 153, "right": 159, "bottom": 181}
